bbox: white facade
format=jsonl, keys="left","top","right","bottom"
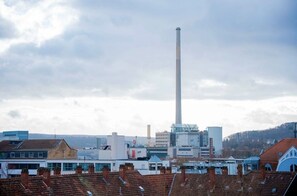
{"left": 176, "top": 146, "right": 199, "bottom": 158}
{"left": 0, "top": 158, "right": 170, "bottom": 178}
{"left": 99, "top": 132, "right": 128, "bottom": 160}
{"left": 155, "top": 131, "right": 171, "bottom": 147}
{"left": 176, "top": 132, "right": 200, "bottom": 147}
{"left": 128, "top": 148, "right": 147, "bottom": 159}
{"left": 207, "top": 127, "right": 223, "bottom": 155}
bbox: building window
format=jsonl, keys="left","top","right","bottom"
{"left": 79, "top": 163, "right": 93, "bottom": 171}
{"left": 20, "top": 152, "right": 25, "bottom": 158}
{"left": 290, "top": 164, "right": 297, "bottom": 172}
{"left": 38, "top": 152, "right": 43, "bottom": 158}
{"left": 8, "top": 163, "right": 39, "bottom": 169}
{"left": 265, "top": 163, "right": 272, "bottom": 171}
{"left": 10, "top": 152, "right": 15, "bottom": 158}
{"left": 48, "top": 163, "right": 62, "bottom": 170}
{"left": 29, "top": 152, "right": 34, "bottom": 158}
{"left": 63, "top": 163, "right": 77, "bottom": 171}
{"left": 95, "top": 163, "right": 111, "bottom": 172}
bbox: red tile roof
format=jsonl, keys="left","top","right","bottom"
{"left": 0, "top": 170, "right": 296, "bottom": 195}
{"left": 260, "top": 138, "right": 297, "bottom": 164}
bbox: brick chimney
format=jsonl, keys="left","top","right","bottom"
{"left": 54, "top": 167, "right": 61, "bottom": 175}
{"left": 43, "top": 168, "right": 51, "bottom": 187}
{"left": 76, "top": 165, "right": 82, "bottom": 174}
{"left": 88, "top": 164, "right": 95, "bottom": 174}
{"left": 165, "top": 167, "right": 172, "bottom": 174}
{"left": 181, "top": 166, "right": 186, "bottom": 183}
{"left": 160, "top": 166, "right": 166, "bottom": 174}
{"left": 208, "top": 167, "right": 216, "bottom": 188}
{"left": 102, "top": 166, "right": 110, "bottom": 179}
{"left": 21, "top": 168, "right": 29, "bottom": 189}
{"left": 260, "top": 165, "right": 266, "bottom": 180}
{"left": 37, "top": 167, "right": 45, "bottom": 176}
{"left": 119, "top": 164, "right": 126, "bottom": 180}
{"left": 125, "top": 163, "right": 134, "bottom": 171}
{"left": 222, "top": 166, "right": 228, "bottom": 176}
{"left": 237, "top": 164, "right": 243, "bottom": 178}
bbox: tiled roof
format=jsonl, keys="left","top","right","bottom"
{"left": 144, "top": 174, "right": 174, "bottom": 195}
{"left": 170, "top": 172, "right": 296, "bottom": 196}
{"left": 0, "top": 170, "right": 296, "bottom": 195}
{"left": 0, "top": 139, "right": 64, "bottom": 151}
{"left": 260, "top": 138, "right": 297, "bottom": 163}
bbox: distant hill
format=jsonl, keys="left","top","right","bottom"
{"left": 29, "top": 133, "right": 151, "bottom": 149}
{"left": 225, "top": 122, "right": 297, "bottom": 142}
{"left": 29, "top": 133, "right": 100, "bottom": 149}
{"left": 223, "top": 122, "right": 297, "bottom": 158}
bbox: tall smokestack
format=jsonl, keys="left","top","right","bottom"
{"left": 176, "top": 27, "right": 182, "bottom": 125}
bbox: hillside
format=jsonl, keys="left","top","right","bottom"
{"left": 223, "top": 122, "right": 297, "bottom": 158}
{"left": 29, "top": 133, "right": 151, "bottom": 149}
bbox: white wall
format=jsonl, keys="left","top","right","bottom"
{"left": 107, "top": 132, "right": 128, "bottom": 160}
{"left": 207, "top": 127, "right": 223, "bottom": 155}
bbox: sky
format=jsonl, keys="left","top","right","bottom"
{"left": 0, "top": 0, "right": 297, "bottom": 138}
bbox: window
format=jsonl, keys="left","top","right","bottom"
{"left": 10, "top": 152, "right": 15, "bottom": 158}
{"left": 38, "top": 152, "right": 43, "bottom": 158}
{"left": 79, "top": 163, "right": 93, "bottom": 171}
{"left": 95, "top": 163, "right": 111, "bottom": 172}
{"left": 290, "top": 164, "right": 297, "bottom": 172}
{"left": 48, "top": 163, "right": 62, "bottom": 170}
{"left": 63, "top": 163, "right": 77, "bottom": 171}
{"left": 20, "top": 152, "right": 25, "bottom": 158}
{"left": 8, "top": 163, "right": 39, "bottom": 169}
{"left": 29, "top": 152, "right": 34, "bottom": 158}
{"left": 265, "top": 163, "right": 272, "bottom": 171}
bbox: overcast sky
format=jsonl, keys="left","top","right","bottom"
{"left": 0, "top": 0, "right": 297, "bottom": 138}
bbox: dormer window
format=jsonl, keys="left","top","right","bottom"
{"left": 10, "top": 152, "right": 15, "bottom": 158}
{"left": 38, "top": 152, "right": 43, "bottom": 158}
{"left": 29, "top": 152, "right": 34, "bottom": 158}
{"left": 20, "top": 152, "right": 25, "bottom": 158}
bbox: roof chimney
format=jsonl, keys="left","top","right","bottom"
{"left": 37, "top": 167, "right": 45, "bottom": 176}
{"left": 21, "top": 168, "right": 29, "bottom": 189}
{"left": 102, "top": 166, "right": 110, "bottom": 179}
{"left": 88, "top": 164, "right": 95, "bottom": 174}
{"left": 222, "top": 166, "right": 228, "bottom": 176}
{"left": 208, "top": 167, "right": 216, "bottom": 189}
{"left": 119, "top": 164, "right": 126, "bottom": 180}
{"left": 166, "top": 167, "right": 172, "bottom": 174}
{"left": 54, "top": 167, "right": 61, "bottom": 175}
{"left": 260, "top": 165, "right": 266, "bottom": 180}
{"left": 237, "top": 164, "right": 243, "bottom": 178}
{"left": 43, "top": 168, "right": 51, "bottom": 187}
{"left": 125, "top": 163, "right": 134, "bottom": 171}
{"left": 160, "top": 166, "right": 166, "bottom": 174}
{"left": 181, "top": 166, "right": 186, "bottom": 183}
{"left": 76, "top": 165, "right": 83, "bottom": 174}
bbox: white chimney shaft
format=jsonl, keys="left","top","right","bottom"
{"left": 175, "top": 27, "right": 182, "bottom": 125}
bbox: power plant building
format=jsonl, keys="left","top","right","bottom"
{"left": 207, "top": 127, "right": 223, "bottom": 155}
{"left": 168, "top": 27, "right": 223, "bottom": 158}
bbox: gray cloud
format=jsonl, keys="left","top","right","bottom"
{"left": 0, "top": 0, "right": 296, "bottom": 100}
{"left": 7, "top": 110, "right": 21, "bottom": 119}
{"left": 0, "top": 16, "right": 17, "bottom": 38}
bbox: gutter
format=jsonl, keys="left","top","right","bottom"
{"left": 168, "top": 173, "right": 177, "bottom": 196}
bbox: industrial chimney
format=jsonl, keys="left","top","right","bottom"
{"left": 175, "top": 27, "right": 182, "bottom": 125}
